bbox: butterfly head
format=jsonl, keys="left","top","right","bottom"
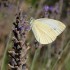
{"left": 30, "top": 17, "right": 35, "bottom": 24}
{"left": 29, "top": 17, "right": 35, "bottom": 28}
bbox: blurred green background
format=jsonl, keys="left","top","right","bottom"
{"left": 0, "top": 0, "right": 70, "bottom": 70}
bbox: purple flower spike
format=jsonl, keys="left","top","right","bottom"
{"left": 44, "top": 5, "right": 54, "bottom": 12}
{"left": 44, "top": 5, "right": 49, "bottom": 11}
{"left": 49, "top": 6, "right": 53, "bottom": 11}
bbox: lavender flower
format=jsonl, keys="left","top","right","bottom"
{"left": 44, "top": 5, "right": 49, "bottom": 11}
{"left": 49, "top": 6, "right": 53, "bottom": 11}
{"left": 44, "top": 5, "right": 53, "bottom": 12}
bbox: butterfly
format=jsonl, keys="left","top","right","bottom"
{"left": 30, "top": 18, "right": 66, "bottom": 44}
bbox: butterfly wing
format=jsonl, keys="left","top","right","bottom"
{"left": 30, "top": 18, "right": 66, "bottom": 44}
{"left": 31, "top": 20, "right": 56, "bottom": 44}
{"left": 36, "top": 18, "right": 66, "bottom": 36}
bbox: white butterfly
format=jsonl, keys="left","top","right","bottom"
{"left": 30, "top": 18, "right": 66, "bottom": 44}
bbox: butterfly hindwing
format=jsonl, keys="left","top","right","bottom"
{"left": 31, "top": 20, "right": 56, "bottom": 44}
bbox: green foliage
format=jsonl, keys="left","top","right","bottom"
{"left": 27, "top": 48, "right": 35, "bottom": 69}
{"left": 43, "top": 0, "right": 59, "bottom": 6}
{"left": 30, "top": 47, "right": 41, "bottom": 70}
{"left": 1, "top": 32, "right": 12, "bottom": 70}
{"left": 65, "top": 57, "right": 70, "bottom": 70}
{"left": 29, "top": 46, "right": 48, "bottom": 70}
{"left": 0, "top": 12, "right": 4, "bottom": 20}
{"left": 31, "top": 0, "right": 37, "bottom": 5}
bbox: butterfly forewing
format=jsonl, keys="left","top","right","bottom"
{"left": 36, "top": 18, "right": 66, "bottom": 36}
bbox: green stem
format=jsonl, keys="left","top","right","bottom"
{"left": 1, "top": 31, "right": 12, "bottom": 70}
{"left": 30, "top": 46, "right": 41, "bottom": 70}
